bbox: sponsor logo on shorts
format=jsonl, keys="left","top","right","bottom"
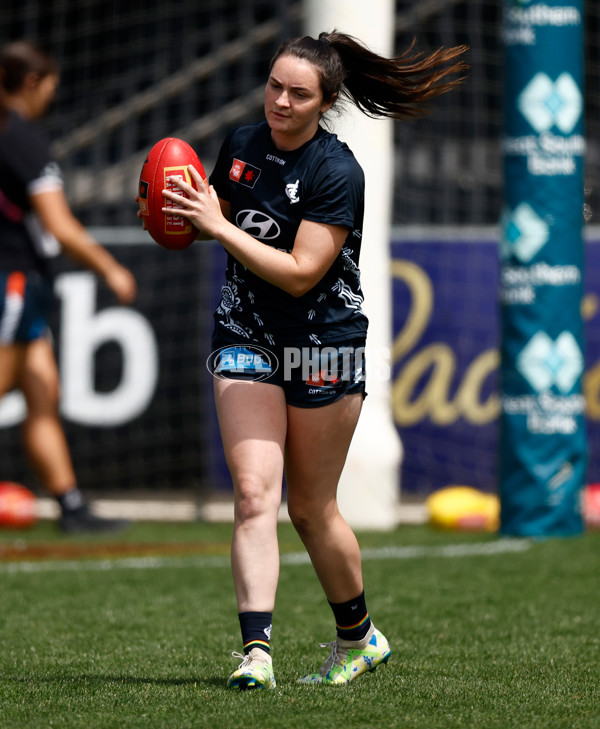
{"left": 306, "top": 370, "right": 339, "bottom": 388}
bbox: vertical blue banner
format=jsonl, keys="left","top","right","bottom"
{"left": 500, "top": 0, "right": 586, "bottom": 535}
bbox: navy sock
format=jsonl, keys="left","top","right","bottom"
{"left": 56, "top": 488, "right": 85, "bottom": 515}
{"left": 238, "top": 611, "right": 272, "bottom": 655}
{"left": 328, "top": 591, "right": 371, "bottom": 642}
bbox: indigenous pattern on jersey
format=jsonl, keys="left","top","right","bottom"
{"left": 0, "top": 110, "right": 62, "bottom": 275}
{"left": 209, "top": 122, "right": 368, "bottom": 347}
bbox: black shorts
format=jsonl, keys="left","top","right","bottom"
{"left": 208, "top": 329, "right": 367, "bottom": 408}
{"left": 0, "top": 272, "right": 51, "bottom": 344}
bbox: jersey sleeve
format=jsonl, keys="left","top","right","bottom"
{"left": 27, "top": 161, "right": 63, "bottom": 196}
{"left": 302, "top": 154, "right": 364, "bottom": 229}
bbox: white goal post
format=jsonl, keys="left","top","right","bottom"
{"left": 306, "top": 0, "right": 403, "bottom": 529}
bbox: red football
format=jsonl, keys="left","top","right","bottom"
{"left": 0, "top": 481, "right": 37, "bottom": 529}
{"left": 138, "top": 137, "right": 207, "bottom": 250}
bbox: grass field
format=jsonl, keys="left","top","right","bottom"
{"left": 1, "top": 519, "right": 599, "bottom": 729}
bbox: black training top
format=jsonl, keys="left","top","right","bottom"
{"left": 0, "top": 110, "right": 62, "bottom": 275}
{"left": 209, "top": 121, "right": 368, "bottom": 347}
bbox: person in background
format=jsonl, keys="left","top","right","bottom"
{"left": 0, "top": 40, "right": 137, "bottom": 533}
{"left": 158, "top": 30, "right": 467, "bottom": 688}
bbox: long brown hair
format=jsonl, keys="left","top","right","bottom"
{"left": 270, "top": 31, "right": 468, "bottom": 120}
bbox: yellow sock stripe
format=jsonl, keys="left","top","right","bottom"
{"left": 336, "top": 613, "right": 370, "bottom": 632}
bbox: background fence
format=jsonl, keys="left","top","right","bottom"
{"left": 1, "top": 0, "right": 598, "bottom": 497}
{"left": 6, "top": 0, "right": 599, "bottom": 228}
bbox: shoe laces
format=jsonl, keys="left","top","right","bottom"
{"left": 231, "top": 649, "right": 271, "bottom": 671}
{"left": 318, "top": 640, "right": 344, "bottom": 676}
{"left": 231, "top": 651, "right": 251, "bottom": 670}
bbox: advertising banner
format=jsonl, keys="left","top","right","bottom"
{"left": 391, "top": 230, "right": 501, "bottom": 497}
{"left": 0, "top": 239, "right": 216, "bottom": 494}
{"left": 392, "top": 230, "right": 600, "bottom": 504}
{"left": 500, "top": 0, "right": 586, "bottom": 535}
{"left": 2, "top": 229, "right": 600, "bottom": 508}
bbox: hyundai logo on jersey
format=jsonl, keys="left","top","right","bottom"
{"left": 235, "top": 210, "right": 281, "bottom": 240}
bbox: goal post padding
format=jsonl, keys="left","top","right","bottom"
{"left": 499, "top": 0, "right": 586, "bottom": 536}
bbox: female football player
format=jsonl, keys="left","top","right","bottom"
{"left": 161, "top": 30, "right": 467, "bottom": 688}
{"left": 0, "top": 40, "right": 137, "bottom": 532}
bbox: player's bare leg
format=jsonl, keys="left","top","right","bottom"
{"left": 10, "top": 337, "right": 130, "bottom": 533}
{"left": 215, "top": 377, "right": 285, "bottom": 689}
{"left": 285, "top": 393, "right": 364, "bottom": 602}
{"left": 0, "top": 342, "right": 22, "bottom": 397}
{"left": 286, "top": 393, "right": 391, "bottom": 684}
{"left": 18, "top": 338, "right": 76, "bottom": 495}
{"left": 213, "top": 377, "right": 287, "bottom": 613}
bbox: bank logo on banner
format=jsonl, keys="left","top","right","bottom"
{"left": 517, "top": 72, "right": 582, "bottom": 134}
{"left": 516, "top": 331, "right": 584, "bottom": 393}
{"left": 501, "top": 203, "right": 549, "bottom": 262}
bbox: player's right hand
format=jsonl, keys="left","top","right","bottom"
{"left": 105, "top": 264, "right": 138, "bottom": 304}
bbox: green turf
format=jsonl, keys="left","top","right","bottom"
{"left": 1, "top": 521, "right": 599, "bottom": 729}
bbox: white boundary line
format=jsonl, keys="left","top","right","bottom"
{"left": 0, "top": 539, "right": 531, "bottom": 575}
{"left": 36, "top": 498, "right": 429, "bottom": 525}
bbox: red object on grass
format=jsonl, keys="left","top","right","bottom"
{"left": 583, "top": 483, "right": 600, "bottom": 528}
{"left": 0, "top": 481, "right": 37, "bottom": 529}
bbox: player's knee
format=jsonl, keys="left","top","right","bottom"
{"left": 23, "top": 373, "right": 61, "bottom": 415}
{"left": 46, "top": 376, "right": 61, "bottom": 404}
{"left": 288, "top": 498, "right": 327, "bottom": 538}
{"left": 234, "top": 476, "right": 278, "bottom": 522}
{"left": 288, "top": 507, "right": 310, "bottom": 538}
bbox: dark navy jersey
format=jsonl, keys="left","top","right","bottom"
{"left": 209, "top": 121, "right": 368, "bottom": 347}
{"left": 0, "top": 110, "right": 62, "bottom": 275}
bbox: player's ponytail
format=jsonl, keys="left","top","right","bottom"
{"left": 270, "top": 31, "right": 468, "bottom": 121}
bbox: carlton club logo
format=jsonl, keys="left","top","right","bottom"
{"left": 517, "top": 72, "right": 583, "bottom": 134}
{"left": 516, "top": 330, "right": 584, "bottom": 394}
{"left": 285, "top": 179, "right": 301, "bottom": 204}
